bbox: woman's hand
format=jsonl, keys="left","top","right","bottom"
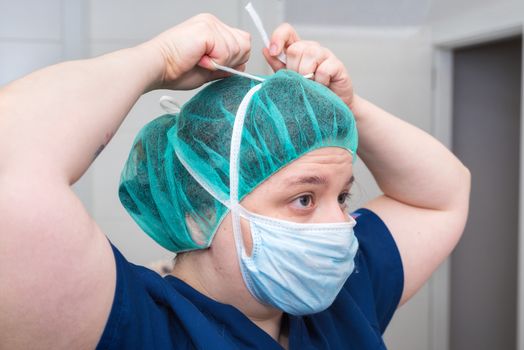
{"left": 147, "top": 13, "right": 251, "bottom": 90}
{"left": 263, "top": 23, "right": 354, "bottom": 108}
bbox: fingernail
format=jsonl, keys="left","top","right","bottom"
{"left": 270, "top": 43, "right": 278, "bottom": 56}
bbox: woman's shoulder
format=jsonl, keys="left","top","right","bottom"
{"left": 96, "top": 241, "right": 274, "bottom": 350}
{"left": 96, "top": 241, "right": 191, "bottom": 349}
{"left": 341, "top": 208, "right": 404, "bottom": 333}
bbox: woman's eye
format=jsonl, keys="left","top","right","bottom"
{"left": 338, "top": 192, "right": 351, "bottom": 206}
{"left": 292, "top": 195, "right": 314, "bottom": 208}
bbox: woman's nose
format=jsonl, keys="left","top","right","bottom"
{"left": 315, "top": 201, "right": 351, "bottom": 223}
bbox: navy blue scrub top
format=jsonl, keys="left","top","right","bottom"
{"left": 96, "top": 208, "right": 404, "bottom": 349}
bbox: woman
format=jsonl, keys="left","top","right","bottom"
{"left": 0, "top": 13, "right": 470, "bottom": 349}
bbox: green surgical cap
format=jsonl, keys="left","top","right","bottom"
{"left": 118, "top": 70, "right": 358, "bottom": 252}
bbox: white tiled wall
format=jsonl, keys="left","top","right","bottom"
{"left": 0, "top": 0, "right": 61, "bottom": 40}
{"left": 0, "top": 0, "right": 63, "bottom": 85}
{"left": 0, "top": 42, "right": 63, "bottom": 85}
{"left": 89, "top": 0, "right": 241, "bottom": 42}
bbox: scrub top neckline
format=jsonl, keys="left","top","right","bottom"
{"left": 164, "top": 274, "right": 303, "bottom": 349}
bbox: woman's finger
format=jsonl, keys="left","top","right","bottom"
{"left": 219, "top": 23, "right": 252, "bottom": 68}
{"left": 198, "top": 23, "right": 251, "bottom": 71}
{"left": 314, "top": 59, "right": 333, "bottom": 87}
{"left": 233, "top": 28, "right": 252, "bottom": 64}
{"left": 269, "top": 23, "right": 300, "bottom": 58}
{"left": 297, "top": 45, "right": 329, "bottom": 76}
{"left": 215, "top": 21, "right": 240, "bottom": 65}
{"left": 196, "top": 21, "right": 233, "bottom": 69}
{"left": 285, "top": 41, "right": 319, "bottom": 73}
{"left": 262, "top": 47, "right": 286, "bottom": 72}
{"left": 197, "top": 55, "right": 215, "bottom": 70}
{"left": 319, "top": 55, "right": 347, "bottom": 83}
{"left": 284, "top": 41, "right": 303, "bottom": 72}
{"left": 315, "top": 55, "right": 353, "bottom": 105}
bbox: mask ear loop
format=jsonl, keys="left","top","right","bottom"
{"left": 229, "top": 83, "right": 263, "bottom": 260}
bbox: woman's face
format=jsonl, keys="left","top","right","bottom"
{"left": 239, "top": 146, "right": 355, "bottom": 251}
{"left": 201, "top": 147, "right": 354, "bottom": 315}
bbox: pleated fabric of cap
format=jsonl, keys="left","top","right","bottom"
{"left": 118, "top": 69, "right": 358, "bottom": 252}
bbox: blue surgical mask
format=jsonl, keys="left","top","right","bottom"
{"left": 234, "top": 205, "right": 358, "bottom": 315}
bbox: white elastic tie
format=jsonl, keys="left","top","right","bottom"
{"left": 303, "top": 73, "right": 314, "bottom": 79}
{"left": 229, "top": 83, "right": 263, "bottom": 259}
{"left": 159, "top": 96, "right": 181, "bottom": 114}
{"left": 211, "top": 61, "right": 265, "bottom": 82}
{"left": 175, "top": 147, "right": 263, "bottom": 222}
{"left": 245, "top": 2, "right": 287, "bottom": 64}
{"left": 174, "top": 149, "right": 231, "bottom": 208}
{"left": 211, "top": 2, "right": 315, "bottom": 82}
{"left": 212, "top": 60, "right": 314, "bottom": 82}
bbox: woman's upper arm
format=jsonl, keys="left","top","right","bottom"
{"left": 0, "top": 175, "right": 116, "bottom": 348}
{"left": 364, "top": 192, "right": 469, "bottom": 306}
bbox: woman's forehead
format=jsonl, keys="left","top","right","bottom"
{"left": 295, "top": 147, "right": 353, "bottom": 163}
{"left": 267, "top": 147, "right": 354, "bottom": 185}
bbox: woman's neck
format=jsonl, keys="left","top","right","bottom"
{"left": 247, "top": 312, "right": 286, "bottom": 346}
{"left": 171, "top": 252, "right": 287, "bottom": 345}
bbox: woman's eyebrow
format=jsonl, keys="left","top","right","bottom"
{"left": 284, "top": 175, "right": 355, "bottom": 187}
{"left": 286, "top": 175, "right": 328, "bottom": 186}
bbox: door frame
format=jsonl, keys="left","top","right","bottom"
{"left": 431, "top": 24, "right": 523, "bottom": 350}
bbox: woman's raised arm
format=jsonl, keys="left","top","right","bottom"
{"left": 0, "top": 14, "right": 250, "bottom": 349}
{"left": 0, "top": 13, "right": 250, "bottom": 184}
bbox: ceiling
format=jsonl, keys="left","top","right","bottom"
{"left": 284, "top": 0, "right": 501, "bottom": 27}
